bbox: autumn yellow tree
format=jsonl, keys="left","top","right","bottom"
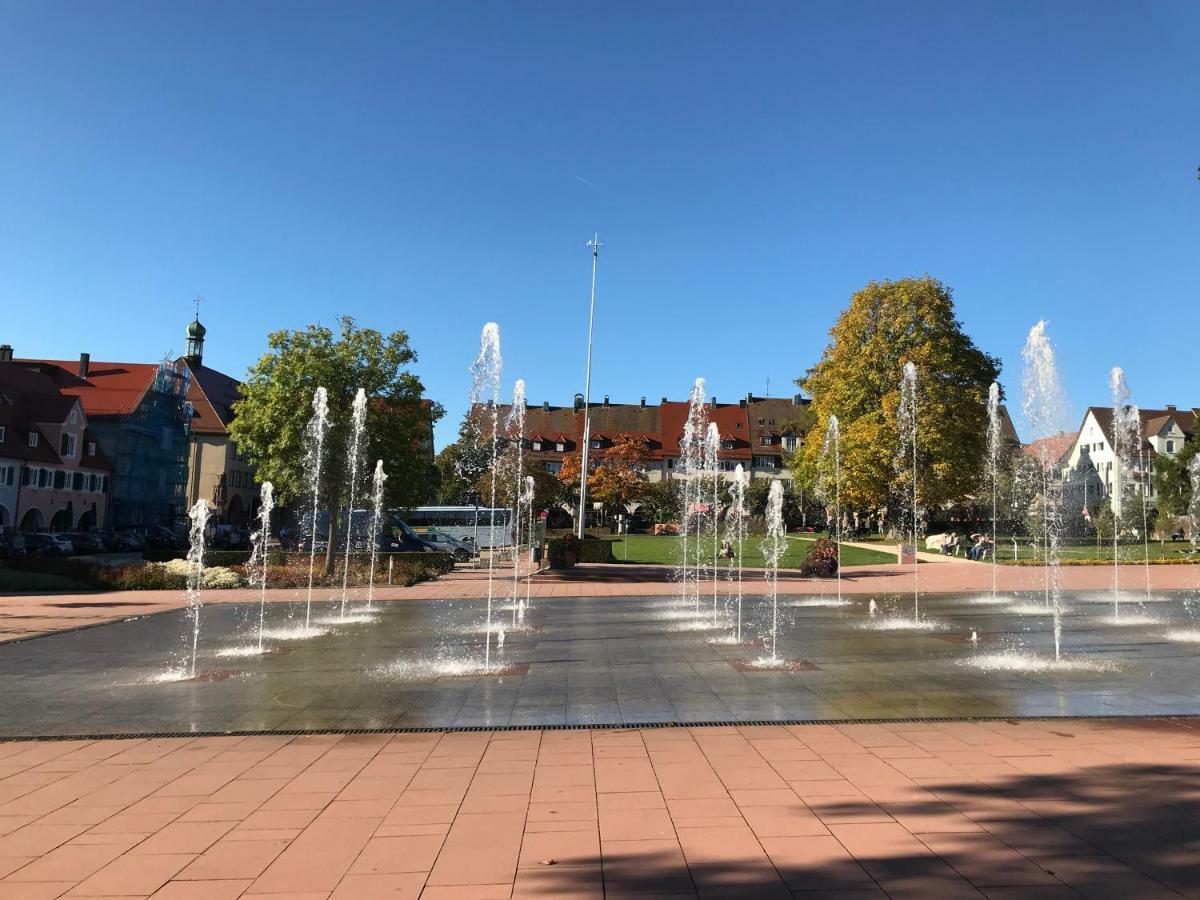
{"left": 558, "top": 433, "right": 648, "bottom": 517}
{"left": 791, "top": 276, "right": 999, "bottom": 514}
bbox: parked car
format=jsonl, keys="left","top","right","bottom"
{"left": 63, "top": 532, "right": 105, "bottom": 554}
{"left": 23, "top": 533, "right": 74, "bottom": 557}
{"left": 416, "top": 530, "right": 472, "bottom": 561}
{"left": 377, "top": 528, "right": 436, "bottom": 554}
{"left": 0, "top": 532, "right": 26, "bottom": 558}
{"left": 105, "top": 530, "right": 145, "bottom": 552}
{"left": 143, "top": 525, "right": 185, "bottom": 551}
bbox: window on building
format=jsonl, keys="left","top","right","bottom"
{"left": 0, "top": 466, "right": 12, "bottom": 487}
{"left": 28, "top": 432, "right": 38, "bottom": 448}
{"left": 0, "top": 425, "right": 5, "bottom": 443}
{"left": 72, "top": 472, "right": 83, "bottom": 491}
{"left": 753, "top": 455, "right": 778, "bottom": 468}
{"left": 666, "top": 458, "right": 675, "bottom": 469}
{"left": 531, "top": 441, "right": 542, "bottom": 451}
{"left": 760, "top": 435, "right": 772, "bottom": 446}
{"left": 101, "top": 476, "right": 109, "bottom": 492}
{"left": 783, "top": 436, "right": 797, "bottom": 450}
{"left": 723, "top": 440, "right": 735, "bottom": 450}
{"left": 87, "top": 442, "right": 96, "bottom": 456}
{"left": 88, "top": 473, "right": 96, "bottom": 491}
{"left": 768, "top": 418, "right": 775, "bottom": 426}
{"left": 718, "top": 460, "right": 738, "bottom": 472}
{"left": 60, "top": 433, "right": 76, "bottom": 457}
{"left": 1167, "top": 440, "right": 1175, "bottom": 453}
{"left": 756, "top": 417, "right": 764, "bottom": 426}
{"left": 542, "top": 461, "right": 562, "bottom": 474}
{"left": 69, "top": 409, "right": 77, "bottom": 425}
{"left": 53, "top": 470, "right": 65, "bottom": 490}
{"left": 20, "top": 468, "right": 30, "bottom": 487}
{"left": 555, "top": 442, "right": 564, "bottom": 452}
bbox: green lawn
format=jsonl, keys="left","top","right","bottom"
{"left": 610, "top": 534, "right": 894, "bottom": 568}
{"left": 991, "top": 540, "right": 1198, "bottom": 565}
{"left": 0, "top": 567, "right": 89, "bottom": 592}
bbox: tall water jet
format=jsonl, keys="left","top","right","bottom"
{"left": 507, "top": 380, "right": 527, "bottom": 624}
{"left": 340, "top": 387, "right": 368, "bottom": 618}
{"left": 762, "top": 480, "right": 786, "bottom": 661}
{"left": 1110, "top": 367, "right": 1141, "bottom": 619}
{"left": 705, "top": 421, "right": 721, "bottom": 624}
{"left": 521, "top": 474, "right": 535, "bottom": 615}
{"left": 678, "top": 378, "right": 708, "bottom": 611}
{"left": 1021, "top": 321, "right": 1070, "bottom": 659}
{"left": 1189, "top": 456, "right": 1200, "bottom": 559}
{"left": 185, "top": 499, "right": 210, "bottom": 678}
{"left": 366, "top": 460, "right": 387, "bottom": 608}
{"left": 725, "top": 464, "right": 748, "bottom": 642}
{"left": 819, "top": 416, "right": 842, "bottom": 603}
{"left": 986, "top": 383, "right": 1002, "bottom": 602}
{"left": 303, "top": 387, "right": 330, "bottom": 632}
{"left": 470, "top": 323, "right": 503, "bottom": 669}
{"left": 252, "top": 482, "right": 274, "bottom": 652}
{"left": 897, "top": 362, "right": 920, "bottom": 620}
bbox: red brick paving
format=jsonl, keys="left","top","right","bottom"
{"left": 0, "top": 719, "right": 1195, "bottom": 897}
{"left": 2, "top": 560, "right": 1197, "bottom": 644}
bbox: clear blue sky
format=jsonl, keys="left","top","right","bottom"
{"left": 2, "top": 1, "right": 1197, "bottom": 448}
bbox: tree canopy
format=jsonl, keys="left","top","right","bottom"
{"left": 559, "top": 434, "right": 649, "bottom": 516}
{"left": 230, "top": 316, "right": 442, "bottom": 518}
{"left": 792, "top": 276, "right": 1000, "bottom": 515}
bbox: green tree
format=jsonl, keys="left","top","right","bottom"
{"left": 230, "top": 316, "right": 442, "bottom": 571}
{"left": 637, "top": 479, "right": 682, "bottom": 524}
{"left": 1153, "top": 438, "right": 1198, "bottom": 516}
{"left": 435, "top": 413, "right": 491, "bottom": 504}
{"left": 793, "top": 276, "right": 1000, "bottom": 518}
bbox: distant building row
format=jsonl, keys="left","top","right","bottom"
{"left": 478, "top": 392, "right": 813, "bottom": 484}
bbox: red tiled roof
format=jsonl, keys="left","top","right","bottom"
{"left": 1023, "top": 432, "right": 1075, "bottom": 465}
{"left": 17, "top": 359, "right": 161, "bottom": 417}
{"left": 0, "top": 364, "right": 112, "bottom": 471}
{"left": 177, "top": 359, "right": 242, "bottom": 436}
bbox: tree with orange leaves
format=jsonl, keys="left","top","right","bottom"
{"left": 557, "top": 433, "right": 648, "bottom": 517}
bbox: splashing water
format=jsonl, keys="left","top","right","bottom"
{"left": 762, "top": 479, "right": 786, "bottom": 661}
{"left": 1022, "top": 321, "right": 1070, "bottom": 660}
{"left": 252, "top": 482, "right": 275, "bottom": 652}
{"left": 470, "top": 323, "right": 503, "bottom": 670}
{"left": 897, "top": 362, "right": 919, "bottom": 620}
{"left": 986, "top": 383, "right": 1002, "bottom": 602}
{"left": 366, "top": 461, "right": 387, "bottom": 608}
{"left": 185, "top": 499, "right": 210, "bottom": 678}
{"left": 303, "top": 387, "right": 330, "bottom": 632}
{"left": 340, "top": 388, "right": 368, "bottom": 618}
{"left": 819, "top": 415, "right": 842, "bottom": 604}
{"left": 678, "top": 378, "right": 708, "bottom": 611}
{"left": 1110, "top": 367, "right": 1140, "bottom": 620}
{"left": 705, "top": 422, "right": 721, "bottom": 625}
{"left": 507, "top": 380, "right": 527, "bottom": 625}
{"left": 521, "top": 474, "right": 535, "bottom": 616}
{"left": 725, "top": 464, "right": 748, "bottom": 642}
{"left": 1189, "top": 456, "right": 1200, "bottom": 561}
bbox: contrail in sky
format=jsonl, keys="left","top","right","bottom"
{"left": 574, "top": 175, "right": 601, "bottom": 189}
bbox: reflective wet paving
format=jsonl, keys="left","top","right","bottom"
{"left": 1, "top": 590, "right": 1199, "bottom": 736}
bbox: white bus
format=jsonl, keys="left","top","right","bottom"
{"left": 400, "top": 506, "right": 514, "bottom": 549}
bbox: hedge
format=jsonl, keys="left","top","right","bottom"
{"left": 546, "top": 536, "right": 613, "bottom": 568}
{"left": 579, "top": 539, "right": 615, "bottom": 564}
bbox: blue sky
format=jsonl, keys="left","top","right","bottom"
{"left": 2, "top": 1, "right": 1197, "bottom": 448}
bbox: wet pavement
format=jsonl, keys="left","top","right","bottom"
{"left": 2, "top": 589, "right": 1199, "bottom": 737}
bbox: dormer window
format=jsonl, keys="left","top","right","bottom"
{"left": 723, "top": 440, "right": 735, "bottom": 450}
{"left": 591, "top": 440, "right": 602, "bottom": 450}
{"left": 760, "top": 435, "right": 773, "bottom": 446}
{"left": 532, "top": 441, "right": 542, "bottom": 451}
{"left": 60, "top": 433, "right": 77, "bottom": 458}
{"left": 556, "top": 442, "right": 565, "bottom": 452}
{"left": 28, "top": 432, "right": 38, "bottom": 448}
{"left": 88, "top": 442, "right": 96, "bottom": 456}
{"left": 1167, "top": 439, "right": 1175, "bottom": 453}
{"left": 69, "top": 409, "right": 78, "bottom": 425}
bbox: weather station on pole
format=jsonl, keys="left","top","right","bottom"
{"left": 577, "top": 233, "right": 603, "bottom": 539}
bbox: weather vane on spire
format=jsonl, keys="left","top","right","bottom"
{"left": 194, "top": 294, "right": 203, "bottom": 320}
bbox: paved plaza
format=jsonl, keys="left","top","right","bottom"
{"left": 0, "top": 719, "right": 1198, "bottom": 898}
{"left": 0, "top": 562, "right": 1198, "bottom": 896}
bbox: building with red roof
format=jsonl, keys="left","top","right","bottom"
{"left": 9, "top": 345, "right": 191, "bottom": 530}
{"left": 0, "top": 360, "right": 113, "bottom": 533}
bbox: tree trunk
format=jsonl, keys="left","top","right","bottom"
{"left": 323, "top": 510, "right": 338, "bottom": 576}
